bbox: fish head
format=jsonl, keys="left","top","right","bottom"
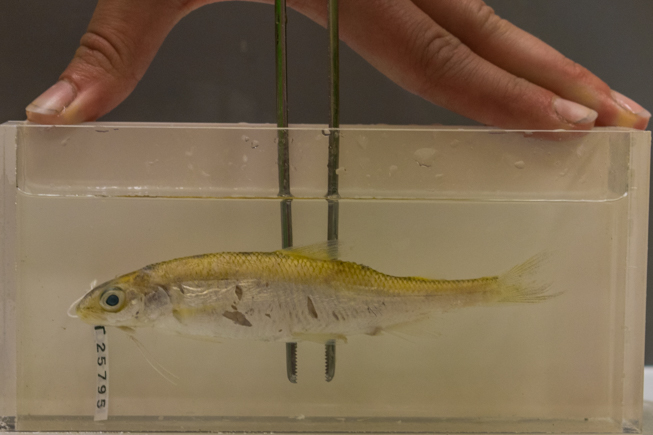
{"left": 70, "top": 271, "right": 170, "bottom": 327}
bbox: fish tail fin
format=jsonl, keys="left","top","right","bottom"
{"left": 495, "top": 253, "right": 557, "bottom": 304}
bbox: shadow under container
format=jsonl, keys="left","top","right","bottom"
{"left": 0, "top": 122, "right": 650, "bottom": 434}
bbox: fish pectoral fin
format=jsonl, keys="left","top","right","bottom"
{"left": 292, "top": 332, "right": 348, "bottom": 344}
{"left": 278, "top": 240, "right": 341, "bottom": 261}
{"left": 164, "top": 315, "right": 223, "bottom": 343}
{"left": 118, "top": 326, "right": 136, "bottom": 335}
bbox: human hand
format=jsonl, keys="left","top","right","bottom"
{"left": 25, "top": 0, "right": 651, "bottom": 130}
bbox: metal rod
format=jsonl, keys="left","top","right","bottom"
{"left": 286, "top": 341, "right": 297, "bottom": 383}
{"left": 275, "top": 0, "right": 297, "bottom": 384}
{"left": 275, "top": 0, "right": 288, "bottom": 131}
{"left": 325, "top": 340, "right": 336, "bottom": 382}
{"left": 275, "top": 0, "right": 290, "bottom": 200}
{"left": 327, "top": 0, "right": 340, "bottom": 202}
{"left": 325, "top": 0, "right": 339, "bottom": 383}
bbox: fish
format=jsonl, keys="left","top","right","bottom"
{"left": 70, "top": 243, "right": 552, "bottom": 343}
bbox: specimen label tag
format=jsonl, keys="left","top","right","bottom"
{"left": 94, "top": 326, "right": 109, "bottom": 421}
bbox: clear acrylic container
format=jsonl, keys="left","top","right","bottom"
{"left": 0, "top": 122, "right": 650, "bottom": 433}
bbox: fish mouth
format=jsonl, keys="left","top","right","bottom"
{"left": 67, "top": 293, "right": 87, "bottom": 318}
{"left": 69, "top": 280, "right": 99, "bottom": 319}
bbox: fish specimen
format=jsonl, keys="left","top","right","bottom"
{"left": 70, "top": 243, "right": 551, "bottom": 343}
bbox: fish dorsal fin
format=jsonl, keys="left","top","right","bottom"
{"left": 278, "top": 240, "right": 341, "bottom": 261}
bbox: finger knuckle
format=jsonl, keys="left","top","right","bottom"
{"left": 410, "top": 29, "right": 471, "bottom": 95}
{"left": 553, "top": 55, "right": 610, "bottom": 94}
{"left": 561, "top": 60, "right": 595, "bottom": 85}
{"left": 501, "top": 76, "right": 532, "bottom": 104}
{"left": 477, "top": 75, "right": 533, "bottom": 127}
{"left": 75, "top": 31, "right": 138, "bottom": 86}
{"left": 473, "top": 2, "right": 510, "bottom": 37}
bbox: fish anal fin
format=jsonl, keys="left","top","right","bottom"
{"left": 173, "top": 308, "right": 189, "bottom": 324}
{"left": 383, "top": 318, "right": 440, "bottom": 341}
{"left": 292, "top": 332, "right": 348, "bottom": 344}
{"left": 173, "top": 331, "right": 222, "bottom": 343}
{"left": 278, "top": 241, "right": 341, "bottom": 261}
{"left": 366, "top": 326, "right": 384, "bottom": 336}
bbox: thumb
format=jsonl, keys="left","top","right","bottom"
{"left": 26, "top": 0, "right": 190, "bottom": 124}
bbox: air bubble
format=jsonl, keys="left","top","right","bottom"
{"left": 413, "top": 148, "right": 437, "bottom": 167}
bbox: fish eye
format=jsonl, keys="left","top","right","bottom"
{"left": 100, "top": 288, "right": 125, "bottom": 312}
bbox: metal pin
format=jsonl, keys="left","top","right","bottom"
{"left": 325, "top": 0, "right": 340, "bottom": 382}
{"left": 327, "top": 0, "right": 340, "bottom": 206}
{"left": 275, "top": 0, "right": 297, "bottom": 384}
{"left": 286, "top": 342, "right": 297, "bottom": 383}
{"left": 325, "top": 339, "right": 336, "bottom": 382}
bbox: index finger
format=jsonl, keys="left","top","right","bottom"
{"left": 413, "top": 0, "right": 650, "bottom": 129}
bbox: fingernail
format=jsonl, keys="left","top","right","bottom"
{"left": 554, "top": 98, "right": 598, "bottom": 125}
{"left": 612, "top": 91, "right": 651, "bottom": 118}
{"left": 25, "top": 80, "right": 77, "bottom": 117}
